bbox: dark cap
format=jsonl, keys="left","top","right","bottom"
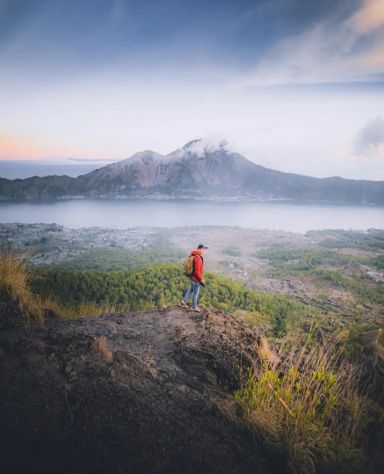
{"left": 197, "top": 244, "right": 208, "bottom": 249}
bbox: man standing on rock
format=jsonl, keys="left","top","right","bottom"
{"left": 180, "top": 244, "right": 207, "bottom": 312}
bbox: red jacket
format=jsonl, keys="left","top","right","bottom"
{"left": 190, "top": 249, "right": 205, "bottom": 283}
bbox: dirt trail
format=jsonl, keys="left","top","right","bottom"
{"left": 0, "top": 307, "right": 281, "bottom": 474}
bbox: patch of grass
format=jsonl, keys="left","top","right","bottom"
{"left": 313, "top": 229, "right": 384, "bottom": 251}
{"left": 0, "top": 251, "right": 44, "bottom": 326}
{"left": 44, "top": 299, "right": 129, "bottom": 318}
{"left": 311, "top": 268, "right": 384, "bottom": 305}
{"left": 222, "top": 246, "right": 242, "bottom": 257}
{"left": 0, "top": 252, "right": 126, "bottom": 323}
{"left": 56, "top": 246, "right": 185, "bottom": 271}
{"left": 343, "top": 324, "right": 383, "bottom": 359}
{"left": 235, "top": 333, "right": 367, "bottom": 473}
{"left": 370, "top": 255, "right": 384, "bottom": 270}
{"left": 30, "top": 264, "right": 319, "bottom": 336}
{"left": 257, "top": 246, "right": 357, "bottom": 273}
{"left": 234, "top": 309, "right": 272, "bottom": 332}
{"left": 258, "top": 245, "right": 383, "bottom": 307}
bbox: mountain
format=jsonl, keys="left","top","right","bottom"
{"left": 1, "top": 139, "right": 384, "bottom": 204}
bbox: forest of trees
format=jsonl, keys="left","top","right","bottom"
{"left": 31, "top": 264, "right": 316, "bottom": 337}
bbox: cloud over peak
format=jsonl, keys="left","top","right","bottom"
{"left": 354, "top": 116, "right": 384, "bottom": 156}
{"left": 182, "top": 137, "right": 233, "bottom": 158}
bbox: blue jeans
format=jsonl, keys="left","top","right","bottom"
{"left": 183, "top": 280, "right": 201, "bottom": 309}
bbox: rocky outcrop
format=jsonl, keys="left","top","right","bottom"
{"left": 0, "top": 307, "right": 280, "bottom": 474}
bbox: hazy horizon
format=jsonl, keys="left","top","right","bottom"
{"left": 1, "top": 138, "right": 384, "bottom": 182}
{"left": 1, "top": 1, "right": 384, "bottom": 180}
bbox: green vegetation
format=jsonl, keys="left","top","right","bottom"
{"left": 371, "top": 255, "right": 384, "bottom": 270}
{"left": 312, "top": 268, "right": 384, "bottom": 305}
{"left": 0, "top": 252, "right": 44, "bottom": 326}
{"left": 257, "top": 245, "right": 384, "bottom": 305}
{"left": 222, "top": 246, "right": 242, "bottom": 257}
{"left": 235, "top": 335, "right": 367, "bottom": 473}
{"left": 0, "top": 253, "right": 127, "bottom": 324}
{"left": 2, "top": 234, "right": 383, "bottom": 473}
{"left": 1, "top": 250, "right": 320, "bottom": 336}
{"left": 56, "top": 246, "right": 185, "bottom": 271}
{"left": 343, "top": 325, "right": 383, "bottom": 359}
{"left": 309, "top": 229, "right": 384, "bottom": 251}
{"left": 30, "top": 264, "right": 317, "bottom": 335}
{"left": 258, "top": 246, "right": 357, "bottom": 273}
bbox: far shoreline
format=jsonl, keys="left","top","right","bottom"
{"left": 1, "top": 196, "right": 384, "bottom": 208}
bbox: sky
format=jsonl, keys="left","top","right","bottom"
{"left": 0, "top": 0, "right": 384, "bottom": 179}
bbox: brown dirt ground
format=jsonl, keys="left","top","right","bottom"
{"left": 0, "top": 307, "right": 284, "bottom": 474}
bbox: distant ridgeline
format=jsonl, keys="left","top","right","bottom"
{"left": 1, "top": 139, "right": 384, "bottom": 204}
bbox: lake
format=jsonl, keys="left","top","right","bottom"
{"left": 0, "top": 200, "right": 383, "bottom": 233}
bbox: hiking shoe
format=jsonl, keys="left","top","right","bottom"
{"left": 179, "top": 300, "right": 189, "bottom": 308}
{"left": 192, "top": 307, "right": 201, "bottom": 312}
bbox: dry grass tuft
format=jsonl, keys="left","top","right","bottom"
{"left": 235, "top": 332, "right": 367, "bottom": 474}
{"left": 0, "top": 251, "right": 128, "bottom": 325}
{"left": 0, "top": 251, "right": 44, "bottom": 326}
{"left": 258, "top": 335, "right": 280, "bottom": 365}
{"left": 91, "top": 336, "right": 113, "bottom": 362}
{"left": 53, "top": 302, "right": 128, "bottom": 318}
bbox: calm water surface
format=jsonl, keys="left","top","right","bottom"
{"left": 0, "top": 200, "right": 383, "bottom": 232}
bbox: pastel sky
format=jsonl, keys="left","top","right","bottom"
{"left": 1, "top": 0, "right": 384, "bottom": 179}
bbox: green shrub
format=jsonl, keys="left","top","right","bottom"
{"left": 235, "top": 335, "right": 367, "bottom": 473}
{"left": 30, "top": 264, "right": 316, "bottom": 333}
{"left": 371, "top": 255, "right": 384, "bottom": 270}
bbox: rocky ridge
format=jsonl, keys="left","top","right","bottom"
{"left": 0, "top": 306, "right": 280, "bottom": 474}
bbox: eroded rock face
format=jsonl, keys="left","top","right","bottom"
{"left": 0, "top": 307, "right": 278, "bottom": 474}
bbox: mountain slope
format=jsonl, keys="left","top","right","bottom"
{"left": 0, "top": 307, "right": 280, "bottom": 474}
{"left": 0, "top": 139, "right": 383, "bottom": 204}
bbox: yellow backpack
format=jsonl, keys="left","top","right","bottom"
{"left": 183, "top": 254, "right": 194, "bottom": 277}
